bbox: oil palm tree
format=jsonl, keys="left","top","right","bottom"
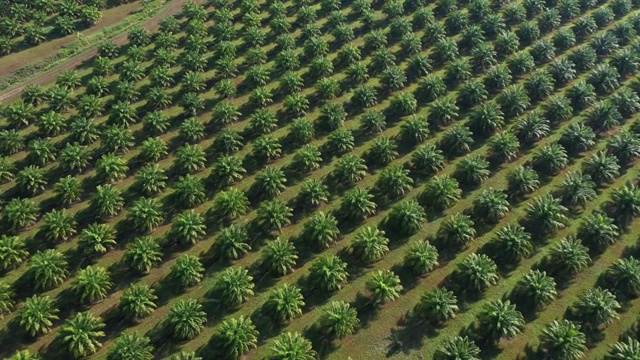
{"left": 474, "top": 188, "right": 510, "bottom": 223}
{"left": 55, "top": 176, "right": 83, "bottom": 206}
{"left": 270, "top": 332, "right": 316, "bottom": 360}
{"left": 411, "top": 144, "right": 445, "bottom": 176}
{"left": 171, "top": 210, "right": 206, "bottom": 246}
{"left": 16, "top": 166, "right": 47, "bottom": 196}
{"left": 217, "top": 316, "right": 258, "bottom": 359}
{"left": 477, "top": 300, "right": 524, "bottom": 342}
{"left": 418, "top": 287, "right": 459, "bottom": 324}
{"left": 551, "top": 236, "right": 591, "bottom": 275}
{"left": 262, "top": 238, "right": 298, "bottom": 276}
{"left": 217, "top": 266, "right": 255, "bottom": 306}
{"left": 0, "top": 235, "right": 28, "bottom": 270}
{"left": 173, "top": 175, "right": 206, "bottom": 209}
{"left": 128, "top": 197, "right": 164, "bottom": 233}
{"left": 334, "top": 155, "right": 368, "bottom": 185}
{"left": 72, "top": 266, "right": 113, "bottom": 303}
{"left": 257, "top": 200, "right": 293, "bottom": 232}
{"left": 322, "top": 301, "right": 359, "bottom": 338}
{"left": 605, "top": 257, "right": 640, "bottom": 297}
{"left": 574, "top": 287, "right": 621, "bottom": 327}
{"left": 352, "top": 227, "right": 389, "bottom": 263}
{"left": 436, "top": 336, "right": 481, "bottom": 360}
{"left": 516, "top": 269, "right": 557, "bottom": 308}
{"left": 123, "top": 236, "right": 163, "bottom": 273}
{"left": 340, "top": 188, "right": 377, "bottom": 220}
{"left": 303, "top": 212, "right": 339, "bottom": 248}
{"left": 578, "top": 212, "right": 619, "bottom": 251}
{"left": 255, "top": 167, "right": 287, "bottom": 198}
{"left": 216, "top": 224, "right": 251, "bottom": 260}
{"left": 168, "top": 299, "right": 207, "bottom": 340}
{"left": 539, "top": 320, "right": 587, "bottom": 360}
{"left": 527, "top": 194, "right": 568, "bottom": 232}
{"left": 367, "top": 270, "right": 403, "bottom": 305}
{"left": 58, "top": 312, "right": 105, "bottom": 358}
{"left": 266, "top": 284, "right": 305, "bottom": 323}
{"left": 18, "top": 295, "right": 59, "bottom": 336}
{"left": 457, "top": 253, "right": 499, "bottom": 292}
{"left": 119, "top": 284, "right": 157, "bottom": 320}
{"left": 440, "top": 125, "right": 474, "bottom": 156}
{"left": 307, "top": 253, "right": 348, "bottom": 292}
{"left": 107, "top": 332, "right": 154, "bottom": 360}
{"left": 454, "top": 155, "right": 490, "bottom": 186}
{"left": 607, "top": 338, "right": 640, "bottom": 360}
{"left": 171, "top": 255, "right": 204, "bottom": 287}
{"left": 389, "top": 200, "right": 426, "bottom": 235}
{"left": 30, "top": 249, "right": 69, "bottom": 290}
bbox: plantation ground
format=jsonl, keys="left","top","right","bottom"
{"left": 1, "top": 0, "right": 640, "bottom": 359}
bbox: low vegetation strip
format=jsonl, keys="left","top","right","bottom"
{"left": 0, "top": 0, "right": 640, "bottom": 359}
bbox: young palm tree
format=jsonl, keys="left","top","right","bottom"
{"left": 421, "top": 175, "right": 462, "bottom": 211}
{"left": 217, "top": 266, "right": 255, "bottom": 306}
{"left": 58, "top": 312, "right": 105, "bottom": 358}
{"left": 333, "top": 155, "right": 368, "bottom": 185}
{"left": 18, "top": 295, "right": 59, "bottom": 336}
{"left": 4, "top": 198, "right": 39, "bottom": 231}
{"left": 308, "top": 255, "right": 349, "bottom": 292}
{"left": 539, "top": 320, "right": 587, "bottom": 360}
{"left": 171, "top": 255, "right": 204, "bottom": 287}
{"left": 107, "top": 332, "right": 154, "bottom": 360}
{"left": 516, "top": 269, "right": 557, "bottom": 308}
{"left": 174, "top": 144, "right": 206, "bottom": 174}
{"left": 133, "top": 165, "right": 167, "bottom": 195}
{"left": 551, "top": 236, "right": 591, "bottom": 275}
{"left": 440, "top": 125, "right": 474, "bottom": 156}
{"left": 173, "top": 175, "right": 206, "bottom": 209}
{"left": 368, "top": 137, "right": 398, "bottom": 166}
{"left": 367, "top": 270, "right": 403, "bottom": 305}
{"left": 59, "top": 143, "right": 91, "bottom": 173}
{"left": 436, "top": 336, "right": 481, "bottom": 360}
{"left": 54, "top": 175, "right": 83, "bottom": 206}
{"left": 477, "top": 300, "right": 524, "bottom": 342}
{"left": 322, "top": 301, "right": 359, "bottom": 338}
{"left": 605, "top": 257, "right": 640, "bottom": 297}
{"left": 16, "top": 166, "right": 47, "bottom": 196}
{"left": 123, "top": 237, "right": 163, "bottom": 273}
{"left": 292, "top": 145, "right": 322, "bottom": 174}
{"left": 257, "top": 200, "right": 293, "bottom": 232}
{"left": 457, "top": 253, "right": 499, "bottom": 292}
{"left": 607, "top": 338, "right": 640, "bottom": 359}
{"left": 72, "top": 265, "right": 113, "bottom": 303}
{"left": 574, "top": 287, "right": 620, "bottom": 327}
{"left": 263, "top": 238, "right": 298, "bottom": 276}
{"left": 169, "top": 210, "right": 206, "bottom": 246}
{"left": 41, "top": 209, "right": 76, "bottom": 243}
{"left": 303, "top": 212, "right": 340, "bottom": 248}
{"left": 429, "top": 97, "right": 459, "bottom": 126}
{"left": 119, "top": 283, "right": 157, "bottom": 321}
{"left": 609, "top": 183, "right": 640, "bottom": 224}
{"left": 578, "top": 212, "right": 619, "bottom": 251}
{"left": 0, "top": 235, "right": 29, "bottom": 270}
{"left": 270, "top": 332, "right": 316, "bottom": 360}
{"left": 255, "top": 167, "right": 287, "bottom": 198}
{"left": 473, "top": 188, "right": 510, "bottom": 223}
{"left": 30, "top": 249, "right": 69, "bottom": 290}
{"left": 389, "top": 200, "right": 426, "bottom": 235}
{"left": 266, "top": 283, "right": 305, "bottom": 323}
{"left": 558, "top": 171, "right": 596, "bottom": 208}
{"left": 494, "top": 224, "right": 533, "bottom": 262}
{"left": 215, "top": 224, "right": 250, "bottom": 260}
{"left": 27, "top": 139, "right": 57, "bottom": 167}
{"left": 128, "top": 197, "right": 165, "bottom": 233}
{"left": 437, "top": 213, "right": 476, "bottom": 248}
{"left": 217, "top": 316, "right": 258, "bottom": 359}
{"left": 352, "top": 227, "right": 389, "bottom": 263}
{"left": 417, "top": 287, "right": 459, "bottom": 324}
{"left": 168, "top": 299, "right": 207, "bottom": 340}
{"left": 91, "top": 185, "right": 124, "bottom": 218}
{"left": 526, "top": 194, "right": 568, "bottom": 233}
{"left": 0, "top": 157, "right": 14, "bottom": 183}
{"left": 376, "top": 165, "right": 414, "bottom": 199}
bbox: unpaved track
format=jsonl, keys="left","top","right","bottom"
{"left": 0, "top": 0, "right": 193, "bottom": 103}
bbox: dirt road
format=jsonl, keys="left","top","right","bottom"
{"left": 0, "top": 0, "right": 195, "bottom": 103}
